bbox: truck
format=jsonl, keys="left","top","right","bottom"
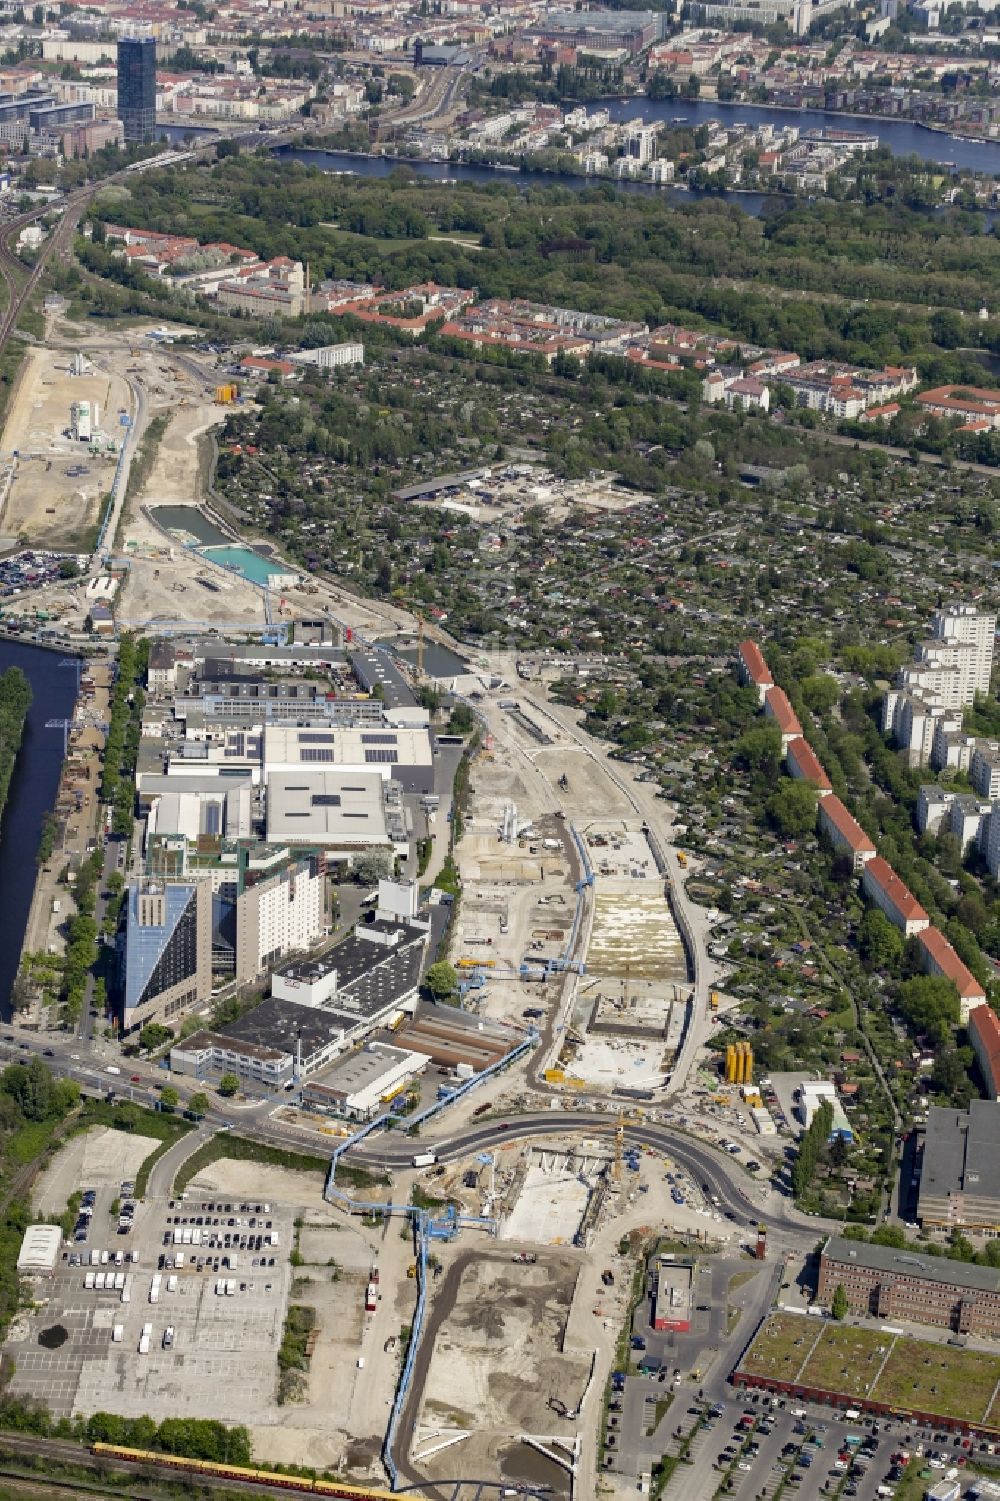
{"left": 365, "top": 1283, "right": 378, "bottom": 1313}
{"left": 225, "top": 1280, "right": 236, "bottom": 1296}
{"left": 166, "top": 1275, "right": 178, "bottom": 1293}
{"left": 84, "top": 1271, "right": 95, "bottom": 1290}
{"left": 112, "top": 1324, "right": 123, "bottom": 1343}
{"left": 95, "top": 1271, "right": 106, "bottom": 1290}
{"left": 121, "top": 1277, "right": 131, "bottom": 1304}
{"left": 114, "top": 1272, "right": 125, "bottom": 1291}
{"left": 175, "top": 1253, "right": 185, "bottom": 1270}
{"left": 412, "top": 1152, "right": 437, "bottom": 1168}
{"left": 139, "top": 1322, "right": 152, "bottom": 1354}
{"left": 149, "top": 1275, "right": 161, "bottom": 1304}
{"left": 844, "top": 1408, "right": 861, "bottom": 1422}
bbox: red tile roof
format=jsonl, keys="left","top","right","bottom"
{"left": 970, "top": 1004, "right": 1000, "bottom": 1091}
{"left": 738, "top": 639, "right": 772, "bottom": 686}
{"left": 786, "top": 738, "right": 832, "bottom": 791}
{"left": 917, "top": 925, "right": 985, "bottom": 1001}
{"left": 764, "top": 685, "right": 802, "bottom": 738}
{"left": 818, "top": 795, "right": 876, "bottom": 855}
{"left": 862, "top": 856, "right": 928, "bottom": 925}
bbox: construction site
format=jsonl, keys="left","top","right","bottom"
{"left": 0, "top": 345, "right": 129, "bottom": 550}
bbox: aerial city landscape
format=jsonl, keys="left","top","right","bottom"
{"left": 1, "top": 0, "right": 1000, "bottom": 1497}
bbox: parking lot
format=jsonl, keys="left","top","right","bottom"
{"left": 625, "top": 1391, "right": 982, "bottom": 1501}
{"left": 5, "top": 1189, "right": 293, "bottom": 1422}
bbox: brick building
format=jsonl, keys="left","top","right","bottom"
{"left": 818, "top": 1234, "right": 1000, "bottom": 1337}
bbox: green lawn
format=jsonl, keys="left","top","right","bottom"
{"left": 738, "top": 1313, "right": 822, "bottom": 1384}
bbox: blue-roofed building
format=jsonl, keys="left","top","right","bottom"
{"left": 119, "top": 880, "right": 212, "bottom": 1035}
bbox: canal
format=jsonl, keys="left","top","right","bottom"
{"left": 0, "top": 641, "right": 79, "bottom": 1019}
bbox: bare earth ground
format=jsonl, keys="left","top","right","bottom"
{"left": 32, "top": 1127, "right": 161, "bottom": 1216}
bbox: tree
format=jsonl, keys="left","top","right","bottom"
{"left": 424, "top": 960, "right": 458, "bottom": 1000}
{"left": 736, "top": 722, "right": 782, "bottom": 778}
{"left": 800, "top": 673, "right": 840, "bottom": 715}
{"left": 791, "top": 1099, "right": 832, "bottom": 1199}
{"left": 188, "top": 1092, "right": 209, "bottom": 1117}
{"left": 830, "top": 1283, "right": 849, "bottom": 1320}
{"left": 766, "top": 779, "right": 818, "bottom": 837}
{"left": 217, "top": 1073, "right": 239, "bottom": 1098}
{"left": 896, "top": 974, "right": 959, "bottom": 1046}
{"left": 353, "top": 848, "right": 393, "bottom": 885}
{"left": 446, "top": 702, "right": 474, "bottom": 735}
{"left": 139, "top": 1022, "right": 172, "bottom": 1052}
{"left": 858, "top": 907, "right": 904, "bottom": 973}
{"left": 160, "top": 1086, "right": 179, "bottom": 1110}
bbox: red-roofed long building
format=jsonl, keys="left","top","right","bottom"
{"left": 763, "top": 685, "right": 802, "bottom": 748}
{"left": 817, "top": 795, "right": 876, "bottom": 872}
{"left": 916, "top": 925, "right": 987, "bottom": 1024}
{"left": 861, "top": 856, "right": 929, "bottom": 936}
{"left": 786, "top": 737, "right": 832, "bottom": 794}
{"left": 737, "top": 640, "right": 773, "bottom": 705}
{"left": 970, "top": 1004, "right": 1000, "bottom": 1100}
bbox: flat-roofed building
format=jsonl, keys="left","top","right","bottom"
{"left": 861, "top": 855, "right": 929, "bottom": 936}
{"left": 818, "top": 1233, "right": 1000, "bottom": 1336}
{"left": 817, "top": 794, "right": 876, "bottom": 871}
{"left": 300, "top": 1042, "right": 430, "bottom": 1120}
{"left": 652, "top": 1259, "right": 692, "bottom": 1332}
{"left": 261, "top": 723, "right": 434, "bottom": 795}
{"left": 266, "top": 770, "right": 401, "bottom": 851}
{"left": 17, "top": 1224, "right": 62, "bottom": 1277}
{"left": 918, "top": 1100, "right": 1000, "bottom": 1230}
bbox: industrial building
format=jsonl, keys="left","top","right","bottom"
{"left": 395, "top": 1002, "right": 521, "bottom": 1071}
{"left": 288, "top": 342, "right": 364, "bottom": 370}
{"left": 652, "top": 1258, "right": 692, "bottom": 1332}
{"left": 17, "top": 1224, "right": 62, "bottom": 1277}
{"left": 261, "top": 724, "right": 435, "bottom": 796}
{"left": 169, "top": 1027, "right": 294, "bottom": 1089}
{"left": 797, "top": 1080, "right": 853, "bottom": 1142}
{"left": 818, "top": 1235, "right": 1000, "bottom": 1337}
{"left": 300, "top": 1042, "right": 430, "bottom": 1120}
{"left": 918, "top": 1101, "right": 1000, "bottom": 1230}
{"left": 265, "top": 770, "right": 405, "bottom": 852}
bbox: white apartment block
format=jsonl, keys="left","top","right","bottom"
{"left": 985, "top": 804, "right": 1000, "bottom": 879}
{"left": 883, "top": 604, "right": 996, "bottom": 768}
{"left": 948, "top": 794, "right": 991, "bottom": 854}
{"left": 916, "top": 784, "right": 956, "bottom": 836}
{"left": 971, "top": 741, "right": 1000, "bottom": 800}
{"left": 930, "top": 720, "right": 975, "bottom": 773}
{"left": 235, "top": 857, "right": 325, "bottom": 984}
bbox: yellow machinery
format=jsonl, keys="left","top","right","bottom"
{"left": 724, "top": 1041, "right": 753, "bottom": 1085}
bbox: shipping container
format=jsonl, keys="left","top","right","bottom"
{"left": 412, "top": 1152, "right": 437, "bottom": 1168}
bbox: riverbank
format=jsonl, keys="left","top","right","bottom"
{"left": 0, "top": 641, "right": 79, "bottom": 1020}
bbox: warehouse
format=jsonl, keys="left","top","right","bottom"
{"left": 265, "top": 770, "right": 400, "bottom": 849}
{"left": 17, "top": 1224, "right": 62, "bottom": 1277}
{"left": 301, "top": 1042, "right": 430, "bottom": 1120}
{"left": 261, "top": 723, "right": 434, "bottom": 795}
{"left": 395, "top": 1002, "right": 521, "bottom": 1071}
{"left": 918, "top": 1100, "right": 1000, "bottom": 1229}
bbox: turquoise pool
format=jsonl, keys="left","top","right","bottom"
{"left": 200, "top": 546, "right": 295, "bottom": 585}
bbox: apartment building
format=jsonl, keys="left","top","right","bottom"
{"left": 816, "top": 794, "right": 876, "bottom": 871}
{"left": 916, "top": 925, "right": 986, "bottom": 1024}
{"left": 786, "top": 736, "right": 832, "bottom": 793}
{"left": 985, "top": 804, "right": 1000, "bottom": 880}
{"left": 763, "top": 685, "right": 802, "bottom": 748}
{"left": 119, "top": 879, "right": 213, "bottom": 1034}
{"left": 972, "top": 742, "right": 1000, "bottom": 800}
{"left": 860, "top": 856, "right": 929, "bottom": 935}
{"left": 818, "top": 1235, "right": 1000, "bottom": 1336}
{"left": 736, "top": 639, "right": 773, "bottom": 705}
{"left": 216, "top": 258, "right": 307, "bottom": 319}
{"left": 970, "top": 1004, "right": 1000, "bottom": 1103}
{"left": 916, "top": 784, "right": 956, "bottom": 836}
{"left": 884, "top": 604, "right": 995, "bottom": 767}
{"left": 234, "top": 855, "right": 325, "bottom": 985}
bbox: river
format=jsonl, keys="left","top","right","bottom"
{"left": 277, "top": 123, "right": 999, "bottom": 217}
{"left": 0, "top": 641, "right": 78, "bottom": 1019}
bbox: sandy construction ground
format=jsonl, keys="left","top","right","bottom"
{"left": 0, "top": 347, "right": 129, "bottom": 547}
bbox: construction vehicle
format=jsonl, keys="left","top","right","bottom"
{"left": 512, "top": 1252, "right": 537, "bottom": 1264}
{"left": 406, "top": 1263, "right": 417, "bottom": 1280}
{"left": 677, "top": 851, "right": 688, "bottom": 868}
{"left": 711, "top": 991, "right": 719, "bottom": 1010}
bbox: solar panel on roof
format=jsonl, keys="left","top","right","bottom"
{"left": 299, "top": 732, "right": 335, "bottom": 745}
{"left": 364, "top": 749, "right": 397, "bottom": 764}
{"left": 361, "top": 733, "right": 398, "bottom": 745}
{"left": 301, "top": 748, "right": 335, "bottom": 763}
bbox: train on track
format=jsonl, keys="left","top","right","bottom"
{"left": 90, "top": 1444, "right": 425, "bottom": 1499}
